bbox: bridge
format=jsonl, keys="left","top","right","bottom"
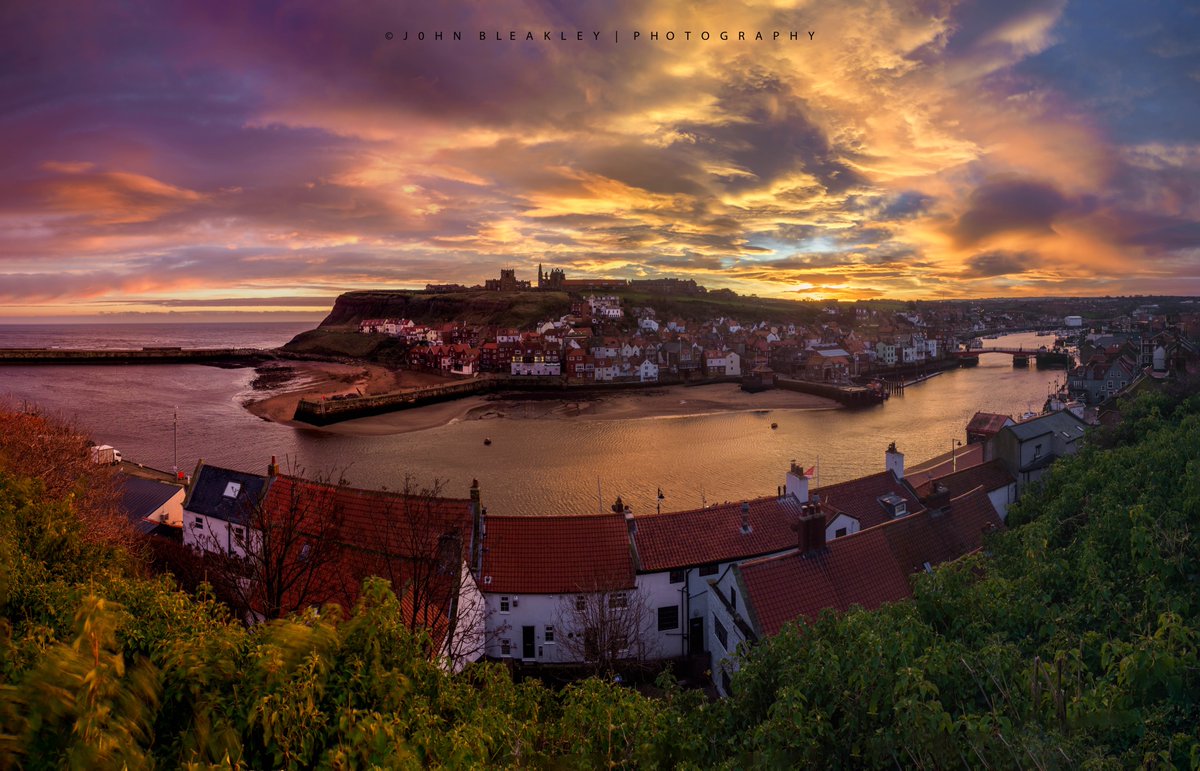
{"left": 952, "top": 346, "right": 1045, "bottom": 357}
{"left": 952, "top": 347, "right": 1073, "bottom": 369}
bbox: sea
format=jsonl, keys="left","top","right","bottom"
{"left": 0, "top": 322, "right": 1066, "bottom": 516}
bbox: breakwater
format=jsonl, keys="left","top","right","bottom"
{"left": 293, "top": 375, "right": 743, "bottom": 425}
{"left": 0, "top": 347, "right": 271, "bottom": 365}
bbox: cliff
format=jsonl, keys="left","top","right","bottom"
{"left": 315, "top": 290, "right": 573, "bottom": 330}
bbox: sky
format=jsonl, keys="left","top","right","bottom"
{"left": 2, "top": 0, "right": 1199, "bottom": 320}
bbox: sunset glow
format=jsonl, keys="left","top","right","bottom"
{"left": 2, "top": 1, "right": 1198, "bottom": 319}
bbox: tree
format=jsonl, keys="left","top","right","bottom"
{"left": 336, "top": 474, "right": 492, "bottom": 668}
{"left": 0, "top": 402, "right": 130, "bottom": 550}
{"left": 555, "top": 583, "right": 653, "bottom": 675}
{"left": 193, "top": 464, "right": 348, "bottom": 622}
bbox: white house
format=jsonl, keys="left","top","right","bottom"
{"left": 628, "top": 465, "right": 813, "bottom": 666}
{"left": 639, "top": 318, "right": 660, "bottom": 333}
{"left": 637, "top": 358, "right": 659, "bottom": 382}
{"left": 182, "top": 462, "right": 270, "bottom": 557}
{"left": 479, "top": 513, "right": 638, "bottom": 664}
{"left": 705, "top": 350, "right": 741, "bottom": 377}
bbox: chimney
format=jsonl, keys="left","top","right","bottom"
{"left": 923, "top": 482, "right": 952, "bottom": 513}
{"left": 885, "top": 442, "right": 905, "bottom": 479}
{"left": 740, "top": 501, "right": 752, "bottom": 534}
{"left": 626, "top": 508, "right": 637, "bottom": 536}
{"left": 470, "top": 479, "right": 484, "bottom": 576}
{"left": 785, "top": 461, "right": 810, "bottom": 502}
{"left": 268, "top": 455, "right": 279, "bottom": 477}
{"left": 794, "top": 502, "right": 826, "bottom": 556}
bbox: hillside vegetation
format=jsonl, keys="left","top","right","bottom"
{"left": 280, "top": 288, "right": 830, "bottom": 357}
{"left": 1, "top": 386, "right": 1198, "bottom": 767}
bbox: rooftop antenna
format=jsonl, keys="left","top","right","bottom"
{"left": 172, "top": 406, "right": 178, "bottom": 475}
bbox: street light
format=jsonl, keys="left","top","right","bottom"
{"left": 951, "top": 439, "right": 962, "bottom": 472}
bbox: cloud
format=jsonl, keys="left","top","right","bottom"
{"left": 0, "top": 0, "right": 1196, "bottom": 311}
{"left": 960, "top": 250, "right": 1038, "bottom": 278}
{"left": 946, "top": 177, "right": 1070, "bottom": 247}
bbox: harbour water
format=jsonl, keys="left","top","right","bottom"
{"left": 0, "top": 323, "right": 1065, "bottom": 516}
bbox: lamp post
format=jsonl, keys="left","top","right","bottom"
{"left": 951, "top": 438, "right": 962, "bottom": 472}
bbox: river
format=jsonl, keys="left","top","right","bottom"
{"left": 0, "top": 323, "right": 1065, "bottom": 516}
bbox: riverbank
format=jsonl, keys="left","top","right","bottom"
{"left": 242, "top": 361, "right": 453, "bottom": 424}
{"left": 243, "top": 360, "right": 842, "bottom": 435}
{"left": 323, "top": 383, "right": 839, "bottom": 436}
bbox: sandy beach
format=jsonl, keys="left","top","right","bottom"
{"left": 244, "top": 362, "right": 841, "bottom": 435}
{"left": 242, "top": 361, "right": 454, "bottom": 424}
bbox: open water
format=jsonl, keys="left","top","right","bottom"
{"left": 0, "top": 322, "right": 1064, "bottom": 516}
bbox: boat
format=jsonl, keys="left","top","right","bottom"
{"left": 770, "top": 422, "right": 778, "bottom": 430}
{"left": 483, "top": 438, "right": 492, "bottom": 446}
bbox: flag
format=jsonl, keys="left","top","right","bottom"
{"left": 804, "top": 466, "right": 816, "bottom": 478}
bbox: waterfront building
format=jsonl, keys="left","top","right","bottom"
{"left": 985, "top": 411, "right": 1087, "bottom": 493}
{"left": 965, "top": 412, "right": 1014, "bottom": 444}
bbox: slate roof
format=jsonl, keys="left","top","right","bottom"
{"left": 183, "top": 464, "right": 269, "bottom": 526}
{"left": 1005, "top": 410, "right": 1087, "bottom": 442}
{"left": 117, "top": 473, "right": 183, "bottom": 528}
{"left": 812, "top": 470, "right": 925, "bottom": 531}
{"left": 481, "top": 514, "right": 635, "bottom": 594}
{"left": 737, "top": 486, "right": 1002, "bottom": 637}
{"left": 631, "top": 495, "right": 806, "bottom": 572}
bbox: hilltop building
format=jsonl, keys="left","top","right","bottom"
{"left": 485, "top": 269, "right": 531, "bottom": 292}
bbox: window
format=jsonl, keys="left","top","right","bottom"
{"left": 500, "top": 639, "right": 511, "bottom": 656}
{"left": 192, "top": 516, "right": 204, "bottom": 529}
{"left": 299, "top": 543, "right": 311, "bottom": 561}
{"left": 608, "top": 592, "right": 628, "bottom": 609}
{"left": 657, "top": 605, "right": 679, "bottom": 631}
{"left": 730, "top": 587, "right": 737, "bottom": 610}
{"left": 834, "top": 527, "right": 847, "bottom": 538}
{"left": 715, "top": 618, "right": 728, "bottom": 650}
{"left": 499, "top": 596, "right": 510, "bottom": 613}
{"left": 1033, "top": 444, "right": 1042, "bottom": 459}
{"left": 575, "top": 595, "right": 586, "bottom": 611}
{"left": 698, "top": 563, "right": 719, "bottom": 577}
{"left": 232, "top": 526, "right": 245, "bottom": 545}
{"left": 223, "top": 481, "right": 241, "bottom": 499}
{"left": 544, "top": 625, "right": 555, "bottom": 643}
{"left": 669, "top": 569, "right": 685, "bottom": 584}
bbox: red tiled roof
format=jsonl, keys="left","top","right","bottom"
{"left": 738, "top": 530, "right": 910, "bottom": 637}
{"left": 812, "top": 470, "right": 924, "bottom": 531}
{"left": 912, "top": 459, "right": 1014, "bottom": 500}
{"left": 264, "top": 475, "right": 474, "bottom": 560}
{"left": 967, "top": 411, "right": 1011, "bottom": 436}
{"left": 737, "top": 486, "right": 1002, "bottom": 637}
{"left": 257, "top": 475, "right": 476, "bottom": 652}
{"left": 882, "top": 486, "right": 1001, "bottom": 574}
{"left": 632, "top": 496, "right": 805, "bottom": 572}
{"left": 904, "top": 444, "right": 986, "bottom": 488}
{"left": 481, "top": 514, "right": 635, "bottom": 594}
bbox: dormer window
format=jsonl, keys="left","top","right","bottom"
{"left": 223, "top": 481, "right": 241, "bottom": 498}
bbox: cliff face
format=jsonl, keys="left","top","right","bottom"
{"left": 316, "top": 290, "right": 573, "bottom": 329}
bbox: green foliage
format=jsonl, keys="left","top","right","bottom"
{"left": 2, "top": 386, "right": 1200, "bottom": 768}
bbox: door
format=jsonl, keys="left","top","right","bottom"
{"left": 522, "top": 625, "right": 536, "bottom": 660}
{"left": 688, "top": 616, "right": 705, "bottom": 655}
